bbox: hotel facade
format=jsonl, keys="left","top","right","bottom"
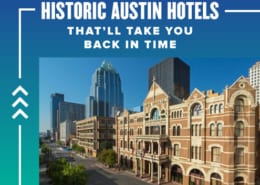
{"left": 113, "top": 76, "right": 260, "bottom": 185}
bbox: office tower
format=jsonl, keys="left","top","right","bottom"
{"left": 148, "top": 57, "right": 190, "bottom": 100}
{"left": 249, "top": 61, "right": 260, "bottom": 103}
{"left": 86, "top": 61, "right": 124, "bottom": 118}
{"left": 58, "top": 102, "right": 85, "bottom": 123}
{"left": 51, "top": 93, "right": 85, "bottom": 141}
{"left": 50, "top": 93, "right": 64, "bottom": 139}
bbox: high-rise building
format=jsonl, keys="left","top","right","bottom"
{"left": 58, "top": 102, "right": 85, "bottom": 123}
{"left": 249, "top": 61, "right": 260, "bottom": 103}
{"left": 148, "top": 57, "right": 190, "bottom": 101}
{"left": 50, "top": 93, "right": 64, "bottom": 139}
{"left": 86, "top": 61, "right": 124, "bottom": 118}
{"left": 50, "top": 93, "right": 85, "bottom": 141}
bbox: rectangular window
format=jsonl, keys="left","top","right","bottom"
{"left": 174, "top": 144, "right": 180, "bottom": 157}
{"left": 235, "top": 148, "right": 244, "bottom": 164}
{"left": 212, "top": 147, "right": 221, "bottom": 162}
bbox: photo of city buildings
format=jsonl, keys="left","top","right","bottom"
{"left": 40, "top": 58, "right": 260, "bottom": 185}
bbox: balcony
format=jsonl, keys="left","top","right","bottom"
{"left": 136, "top": 134, "right": 168, "bottom": 142}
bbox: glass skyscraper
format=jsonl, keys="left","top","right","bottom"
{"left": 86, "top": 61, "right": 124, "bottom": 118}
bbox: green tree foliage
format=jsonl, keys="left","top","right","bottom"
{"left": 98, "top": 149, "right": 116, "bottom": 168}
{"left": 47, "top": 158, "right": 88, "bottom": 185}
{"left": 72, "top": 144, "right": 85, "bottom": 153}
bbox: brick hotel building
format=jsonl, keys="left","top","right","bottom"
{"left": 113, "top": 76, "right": 260, "bottom": 185}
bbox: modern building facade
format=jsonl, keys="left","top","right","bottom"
{"left": 50, "top": 93, "right": 64, "bottom": 139}
{"left": 76, "top": 116, "right": 115, "bottom": 157}
{"left": 249, "top": 61, "right": 260, "bottom": 103}
{"left": 50, "top": 93, "right": 85, "bottom": 141}
{"left": 86, "top": 61, "right": 124, "bottom": 118}
{"left": 148, "top": 57, "right": 190, "bottom": 101}
{"left": 113, "top": 77, "right": 260, "bottom": 185}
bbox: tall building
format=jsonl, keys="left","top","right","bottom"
{"left": 58, "top": 102, "right": 85, "bottom": 123}
{"left": 249, "top": 61, "right": 260, "bottom": 103}
{"left": 113, "top": 77, "right": 260, "bottom": 185}
{"left": 148, "top": 57, "right": 190, "bottom": 101}
{"left": 86, "top": 61, "right": 124, "bottom": 118}
{"left": 50, "top": 93, "right": 85, "bottom": 141}
{"left": 50, "top": 93, "right": 64, "bottom": 139}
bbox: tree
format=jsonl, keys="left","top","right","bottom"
{"left": 98, "top": 149, "right": 116, "bottom": 168}
{"left": 105, "top": 149, "right": 116, "bottom": 167}
{"left": 47, "top": 158, "right": 88, "bottom": 185}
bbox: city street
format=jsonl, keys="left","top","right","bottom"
{"left": 40, "top": 143, "right": 151, "bottom": 185}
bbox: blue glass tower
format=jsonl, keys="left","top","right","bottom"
{"left": 86, "top": 61, "right": 124, "bottom": 118}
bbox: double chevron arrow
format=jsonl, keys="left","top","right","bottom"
{"left": 12, "top": 85, "right": 29, "bottom": 119}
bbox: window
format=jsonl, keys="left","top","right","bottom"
{"left": 173, "top": 126, "right": 177, "bottom": 136}
{"left": 210, "top": 105, "right": 214, "bottom": 114}
{"left": 151, "top": 108, "right": 160, "bottom": 120}
{"left": 174, "top": 144, "right": 180, "bottom": 157}
{"left": 214, "top": 104, "right": 218, "bottom": 114}
{"left": 191, "top": 146, "right": 201, "bottom": 160}
{"left": 210, "top": 124, "right": 215, "bottom": 136}
{"left": 217, "top": 123, "right": 222, "bottom": 136}
{"left": 120, "top": 140, "right": 123, "bottom": 148}
{"left": 235, "top": 97, "right": 244, "bottom": 113}
{"left": 177, "top": 126, "right": 181, "bottom": 136}
{"left": 219, "top": 104, "right": 224, "bottom": 113}
{"left": 235, "top": 148, "right": 244, "bottom": 164}
{"left": 235, "top": 121, "right": 244, "bottom": 137}
{"left": 192, "top": 103, "right": 202, "bottom": 116}
{"left": 130, "top": 141, "right": 133, "bottom": 149}
{"left": 212, "top": 147, "right": 221, "bottom": 162}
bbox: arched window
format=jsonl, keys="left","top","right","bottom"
{"left": 173, "top": 126, "right": 176, "bottom": 136}
{"left": 192, "top": 103, "right": 202, "bottom": 116}
{"left": 177, "top": 126, "right": 181, "bottom": 136}
{"left": 210, "top": 173, "right": 222, "bottom": 185}
{"left": 234, "top": 176, "right": 244, "bottom": 185}
{"left": 235, "top": 121, "right": 244, "bottom": 137}
{"left": 214, "top": 104, "right": 218, "bottom": 114}
{"left": 151, "top": 108, "right": 160, "bottom": 120}
{"left": 130, "top": 141, "right": 133, "bottom": 149}
{"left": 217, "top": 123, "right": 223, "bottom": 136}
{"left": 219, "top": 104, "right": 224, "bottom": 113}
{"left": 210, "top": 105, "right": 214, "bottom": 114}
{"left": 210, "top": 124, "right": 215, "bottom": 136}
{"left": 235, "top": 97, "right": 244, "bottom": 113}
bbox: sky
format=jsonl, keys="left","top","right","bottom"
{"left": 39, "top": 57, "right": 259, "bottom": 132}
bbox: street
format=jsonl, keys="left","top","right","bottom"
{"left": 41, "top": 143, "right": 151, "bottom": 185}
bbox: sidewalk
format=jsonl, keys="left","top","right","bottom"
{"left": 40, "top": 164, "right": 51, "bottom": 185}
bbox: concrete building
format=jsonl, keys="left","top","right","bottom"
{"left": 76, "top": 116, "right": 115, "bottom": 157}
{"left": 59, "top": 120, "right": 76, "bottom": 145}
{"left": 86, "top": 61, "right": 124, "bottom": 118}
{"left": 113, "top": 77, "right": 260, "bottom": 185}
{"left": 249, "top": 61, "right": 260, "bottom": 103}
{"left": 148, "top": 58, "right": 190, "bottom": 101}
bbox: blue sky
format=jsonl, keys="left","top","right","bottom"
{"left": 39, "top": 57, "right": 259, "bottom": 132}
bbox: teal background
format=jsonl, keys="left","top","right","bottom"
{"left": 0, "top": 0, "right": 260, "bottom": 184}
